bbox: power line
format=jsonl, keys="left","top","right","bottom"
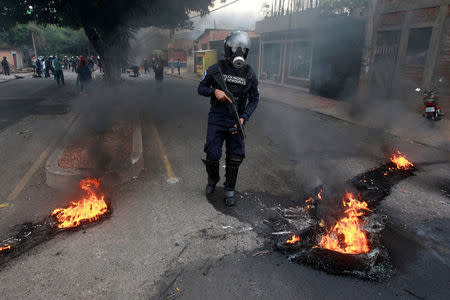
{"left": 189, "top": 0, "right": 242, "bottom": 19}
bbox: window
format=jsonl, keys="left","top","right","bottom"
{"left": 201, "top": 43, "right": 208, "bottom": 50}
{"left": 289, "top": 41, "right": 311, "bottom": 79}
{"left": 406, "top": 28, "right": 432, "bottom": 65}
{"left": 262, "top": 43, "right": 281, "bottom": 80}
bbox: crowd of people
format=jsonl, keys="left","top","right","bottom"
{"left": 33, "top": 55, "right": 101, "bottom": 76}
{"left": 26, "top": 54, "right": 168, "bottom": 93}
{"left": 32, "top": 55, "right": 98, "bottom": 93}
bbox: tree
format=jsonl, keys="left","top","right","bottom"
{"left": 0, "top": 23, "right": 90, "bottom": 56}
{"left": 0, "top": 0, "right": 213, "bottom": 81}
{"left": 263, "top": 0, "right": 368, "bottom": 17}
{"left": 319, "top": 0, "right": 368, "bottom": 15}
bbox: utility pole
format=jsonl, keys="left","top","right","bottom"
{"left": 31, "top": 32, "right": 38, "bottom": 59}
{"left": 358, "top": 0, "right": 378, "bottom": 98}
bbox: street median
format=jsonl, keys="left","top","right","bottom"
{"left": 46, "top": 117, "right": 143, "bottom": 190}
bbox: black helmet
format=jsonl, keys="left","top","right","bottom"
{"left": 224, "top": 31, "right": 251, "bottom": 68}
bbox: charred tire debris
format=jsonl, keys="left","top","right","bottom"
{"left": 0, "top": 193, "right": 112, "bottom": 269}
{"left": 208, "top": 161, "right": 415, "bottom": 282}
{"left": 1, "top": 160, "right": 415, "bottom": 281}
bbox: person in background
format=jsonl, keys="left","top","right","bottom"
{"left": 43, "top": 57, "right": 48, "bottom": 77}
{"left": 71, "top": 57, "right": 77, "bottom": 72}
{"left": 34, "top": 58, "right": 42, "bottom": 77}
{"left": 88, "top": 56, "right": 95, "bottom": 73}
{"left": 1, "top": 57, "right": 10, "bottom": 76}
{"left": 44, "top": 57, "right": 54, "bottom": 78}
{"left": 154, "top": 57, "right": 164, "bottom": 81}
{"left": 53, "top": 56, "right": 64, "bottom": 85}
{"left": 97, "top": 57, "right": 103, "bottom": 73}
{"left": 177, "top": 58, "right": 181, "bottom": 76}
{"left": 63, "top": 56, "right": 69, "bottom": 70}
{"left": 170, "top": 58, "right": 174, "bottom": 74}
{"left": 151, "top": 56, "right": 156, "bottom": 72}
{"left": 143, "top": 59, "right": 150, "bottom": 74}
{"left": 130, "top": 65, "right": 140, "bottom": 77}
{"left": 76, "top": 56, "right": 92, "bottom": 93}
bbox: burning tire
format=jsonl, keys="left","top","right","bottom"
{"left": 270, "top": 151, "right": 414, "bottom": 281}
{"left": 51, "top": 178, "right": 111, "bottom": 229}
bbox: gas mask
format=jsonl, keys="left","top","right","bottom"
{"left": 232, "top": 47, "right": 246, "bottom": 69}
{"left": 224, "top": 31, "right": 251, "bottom": 69}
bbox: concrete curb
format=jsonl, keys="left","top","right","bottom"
{"left": 0, "top": 73, "right": 32, "bottom": 84}
{"left": 46, "top": 118, "right": 144, "bottom": 190}
{"left": 262, "top": 96, "right": 450, "bottom": 153}
{"left": 172, "top": 75, "right": 449, "bottom": 151}
{"left": 165, "top": 72, "right": 200, "bottom": 82}
{"left": 0, "top": 77, "right": 20, "bottom": 85}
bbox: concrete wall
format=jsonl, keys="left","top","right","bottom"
{"left": 187, "top": 49, "right": 195, "bottom": 72}
{"left": 436, "top": 11, "right": 450, "bottom": 108}
{"left": 256, "top": 15, "right": 365, "bottom": 99}
{"left": 363, "top": 0, "right": 449, "bottom": 108}
{"left": 195, "top": 29, "right": 258, "bottom": 51}
{"left": 192, "top": 29, "right": 259, "bottom": 74}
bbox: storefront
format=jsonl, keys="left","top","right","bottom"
{"left": 194, "top": 50, "right": 218, "bottom": 75}
{"left": 256, "top": 11, "right": 366, "bottom": 99}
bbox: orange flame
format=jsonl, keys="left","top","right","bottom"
{"left": 51, "top": 178, "right": 108, "bottom": 229}
{"left": 0, "top": 245, "right": 11, "bottom": 252}
{"left": 286, "top": 234, "right": 301, "bottom": 244}
{"left": 390, "top": 151, "right": 414, "bottom": 170}
{"left": 317, "top": 190, "right": 323, "bottom": 200}
{"left": 318, "top": 193, "right": 371, "bottom": 254}
{"left": 304, "top": 197, "right": 313, "bottom": 212}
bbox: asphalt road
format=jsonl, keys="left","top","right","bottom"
{"left": 0, "top": 73, "right": 448, "bottom": 299}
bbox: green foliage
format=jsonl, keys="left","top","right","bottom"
{"left": 265, "top": 0, "right": 368, "bottom": 17}
{"left": 320, "top": 0, "right": 368, "bottom": 14}
{"left": 40, "top": 25, "right": 89, "bottom": 55}
{"left": 0, "top": 23, "right": 89, "bottom": 56}
{"left": 0, "top": 0, "right": 213, "bottom": 34}
{"left": 0, "top": 0, "right": 214, "bottom": 80}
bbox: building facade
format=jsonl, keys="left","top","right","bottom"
{"left": 255, "top": 11, "right": 366, "bottom": 99}
{"left": 193, "top": 29, "right": 260, "bottom": 75}
{"left": 0, "top": 48, "right": 24, "bottom": 72}
{"left": 362, "top": 0, "right": 449, "bottom": 106}
{"left": 168, "top": 32, "right": 195, "bottom": 69}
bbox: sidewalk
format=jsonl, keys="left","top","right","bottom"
{"left": 169, "top": 69, "right": 450, "bottom": 152}
{"left": 261, "top": 82, "right": 450, "bottom": 151}
{"left": 0, "top": 72, "right": 33, "bottom": 84}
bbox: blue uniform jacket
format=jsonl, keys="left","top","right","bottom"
{"left": 197, "top": 62, "right": 259, "bottom": 123}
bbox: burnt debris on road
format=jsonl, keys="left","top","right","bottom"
{"left": 209, "top": 151, "right": 416, "bottom": 281}
{"left": 0, "top": 177, "right": 111, "bottom": 268}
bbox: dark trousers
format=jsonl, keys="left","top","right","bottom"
{"left": 55, "top": 70, "right": 64, "bottom": 85}
{"left": 204, "top": 113, "right": 245, "bottom": 161}
{"left": 3, "top": 67, "right": 10, "bottom": 76}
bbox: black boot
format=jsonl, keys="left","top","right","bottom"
{"left": 202, "top": 159, "right": 220, "bottom": 195}
{"left": 224, "top": 156, "right": 243, "bottom": 206}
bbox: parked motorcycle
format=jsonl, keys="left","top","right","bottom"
{"left": 415, "top": 78, "right": 445, "bottom": 121}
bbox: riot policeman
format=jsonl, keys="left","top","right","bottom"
{"left": 198, "top": 31, "right": 259, "bottom": 206}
